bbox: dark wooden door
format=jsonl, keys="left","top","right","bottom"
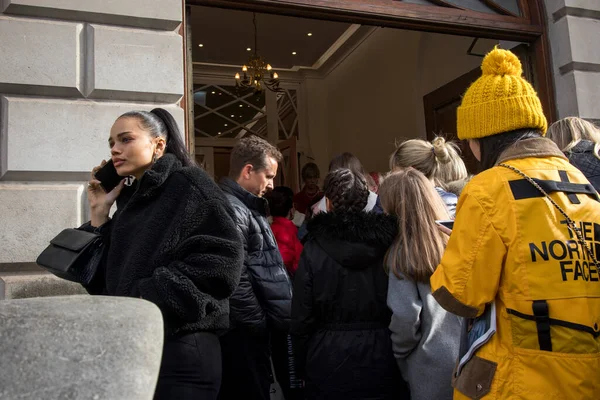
{"left": 423, "top": 67, "right": 481, "bottom": 174}
{"left": 276, "top": 136, "right": 299, "bottom": 193}
{"left": 213, "top": 147, "right": 232, "bottom": 183}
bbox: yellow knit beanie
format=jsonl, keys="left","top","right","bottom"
{"left": 457, "top": 47, "right": 547, "bottom": 140}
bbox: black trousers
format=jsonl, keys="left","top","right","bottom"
{"left": 154, "top": 331, "right": 222, "bottom": 400}
{"left": 271, "top": 332, "right": 304, "bottom": 400}
{"left": 217, "top": 329, "right": 271, "bottom": 400}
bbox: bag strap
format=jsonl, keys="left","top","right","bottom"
{"left": 498, "top": 163, "right": 600, "bottom": 275}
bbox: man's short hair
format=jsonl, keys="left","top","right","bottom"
{"left": 229, "top": 135, "right": 283, "bottom": 178}
{"left": 301, "top": 162, "right": 320, "bottom": 181}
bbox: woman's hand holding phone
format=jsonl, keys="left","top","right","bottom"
{"left": 88, "top": 160, "right": 125, "bottom": 227}
{"left": 435, "top": 220, "right": 453, "bottom": 236}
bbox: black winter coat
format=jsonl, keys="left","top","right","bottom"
{"left": 82, "top": 154, "right": 244, "bottom": 336}
{"left": 291, "top": 211, "right": 408, "bottom": 400}
{"left": 220, "top": 178, "right": 292, "bottom": 333}
{"left": 566, "top": 140, "right": 600, "bottom": 192}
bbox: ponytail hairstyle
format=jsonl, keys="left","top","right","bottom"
{"left": 379, "top": 168, "right": 450, "bottom": 282}
{"left": 323, "top": 168, "right": 369, "bottom": 213}
{"left": 118, "top": 108, "right": 195, "bottom": 167}
{"left": 389, "top": 137, "right": 467, "bottom": 189}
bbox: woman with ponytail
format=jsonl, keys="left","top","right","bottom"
{"left": 389, "top": 137, "right": 468, "bottom": 217}
{"left": 82, "top": 108, "right": 244, "bottom": 399}
{"left": 291, "top": 168, "right": 408, "bottom": 400}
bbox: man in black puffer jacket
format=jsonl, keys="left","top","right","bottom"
{"left": 218, "top": 136, "right": 293, "bottom": 400}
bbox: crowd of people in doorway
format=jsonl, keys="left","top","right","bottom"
{"left": 77, "top": 47, "right": 600, "bottom": 399}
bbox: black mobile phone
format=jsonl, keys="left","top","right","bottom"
{"left": 435, "top": 220, "right": 454, "bottom": 230}
{"left": 94, "top": 160, "right": 122, "bottom": 193}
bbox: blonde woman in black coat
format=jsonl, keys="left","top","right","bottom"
{"left": 546, "top": 116, "right": 600, "bottom": 191}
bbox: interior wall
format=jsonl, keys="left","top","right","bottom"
{"left": 324, "top": 28, "right": 422, "bottom": 173}
{"left": 298, "top": 77, "right": 329, "bottom": 180}
{"left": 304, "top": 28, "right": 493, "bottom": 173}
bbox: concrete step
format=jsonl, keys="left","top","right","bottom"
{"left": 0, "top": 270, "right": 87, "bottom": 300}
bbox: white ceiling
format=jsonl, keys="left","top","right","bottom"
{"left": 190, "top": 6, "right": 352, "bottom": 70}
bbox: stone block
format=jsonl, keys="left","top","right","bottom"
{"left": 574, "top": 71, "right": 600, "bottom": 119}
{"left": 0, "top": 183, "right": 85, "bottom": 263}
{"left": 544, "top": 0, "right": 565, "bottom": 16}
{"left": 547, "top": 16, "right": 572, "bottom": 71}
{"left": 0, "top": 296, "right": 163, "bottom": 399}
{"left": 0, "top": 96, "right": 185, "bottom": 178}
{"left": 553, "top": 71, "right": 579, "bottom": 118}
{"left": 0, "top": 16, "right": 83, "bottom": 97}
{"left": 87, "top": 25, "right": 184, "bottom": 103}
{"left": 0, "top": 271, "right": 88, "bottom": 300}
{"left": 547, "top": 0, "right": 600, "bottom": 16}
{"left": 1, "top": 0, "right": 182, "bottom": 30}
{"left": 563, "top": 0, "right": 600, "bottom": 13}
{"left": 563, "top": 16, "right": 600, "bottom": 67}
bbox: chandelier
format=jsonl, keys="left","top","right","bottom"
{"left": 235, "top": 13, "right": 282, "bottom": 92}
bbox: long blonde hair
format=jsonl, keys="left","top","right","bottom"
{"left": 389, "top": 137, "right": 468, "bottom": 189}
{"left": 546, "top": 117, "right": 600, "bottom": 159}
{"left": 379, "top": 168, "right": 450, "bottom": 283}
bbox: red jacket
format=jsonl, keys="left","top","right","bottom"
{"left": 270, "top": 216, "right": 303, "bottom": 277}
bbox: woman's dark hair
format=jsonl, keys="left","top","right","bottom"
{"left": 119, "top": 108, "right": 195, "bottom": 167}
{"left": 301, "top": 162, "right": 320, "bottom": 181}
{"left": 478, "top": 128, "right": 542, "bottom": 170}
{"left": 323, "top": 168, "right": 369, "bottom": 213}
{"left": 266, "top": 186, "right": 294, "bottom": 217}
{"left": 328, "top": 152, "right": 376, "bottom": 189}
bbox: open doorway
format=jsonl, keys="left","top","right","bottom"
{"left": 187, "top": 0, "right": 554, "bottom": 181}
{"left": 187, "top": 5, "right": 544, "bottom": 178}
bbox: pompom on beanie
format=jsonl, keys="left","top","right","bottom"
{"left": 457, "top": 47, "right": 547, "bottom": 140}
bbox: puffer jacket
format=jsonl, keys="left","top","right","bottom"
{"left": 565, "top": 139, "right": 600, "bottom": 192}
{"left": 431, "top": 137, "right": 600, "bottom": 399}
{"left": 220, "top": 178, "right": 292, "bottom": 333}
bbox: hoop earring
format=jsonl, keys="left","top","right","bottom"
{"left": 152, "top": 153, "right": 157, "bottom": 164}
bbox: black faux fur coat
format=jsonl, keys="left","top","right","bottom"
{"left": 82, "top": 154, "right": 243, "bottom": 336}
{"left": 291, "top": 211, "right": 409, "bottom": 400}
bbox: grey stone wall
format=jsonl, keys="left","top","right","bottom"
{"left": 0, "top": 0, "right": 185, "bottom": 297}
{"left": 545, "top": 0, "right": 600, "bottom": 120}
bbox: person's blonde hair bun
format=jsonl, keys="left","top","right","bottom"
{"left": 431, "top": 137, "right": 450, "bottom": 164}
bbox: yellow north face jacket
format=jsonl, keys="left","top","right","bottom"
{"left": 431, "top": 138, "right": 600, "bottom": 400}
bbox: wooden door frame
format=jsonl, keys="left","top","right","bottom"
{"left": 185, "top": 0, "right": 556, "bottom": 125}
{"left": 423, "top": 66, "right": 482, "bottom": 140}
{"left": 277, "top": 136, "right": 299, "bottom": 193}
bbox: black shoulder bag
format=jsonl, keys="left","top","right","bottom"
{"left": 36, "top": 228, "right": 105, "bottom": 286}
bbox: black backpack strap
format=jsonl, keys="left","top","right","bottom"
{"left": 558, "top": 170, "right": 580, "bottom": 204}
{"left": 508, "top": 179, "right": 599, "bottom": 202}
{"left": 532, "top": 300, "right": 552, "bottom": 351}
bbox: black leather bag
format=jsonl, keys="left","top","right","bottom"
{"left": 36, "top": 228, "right": 104, "bottom": 286}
